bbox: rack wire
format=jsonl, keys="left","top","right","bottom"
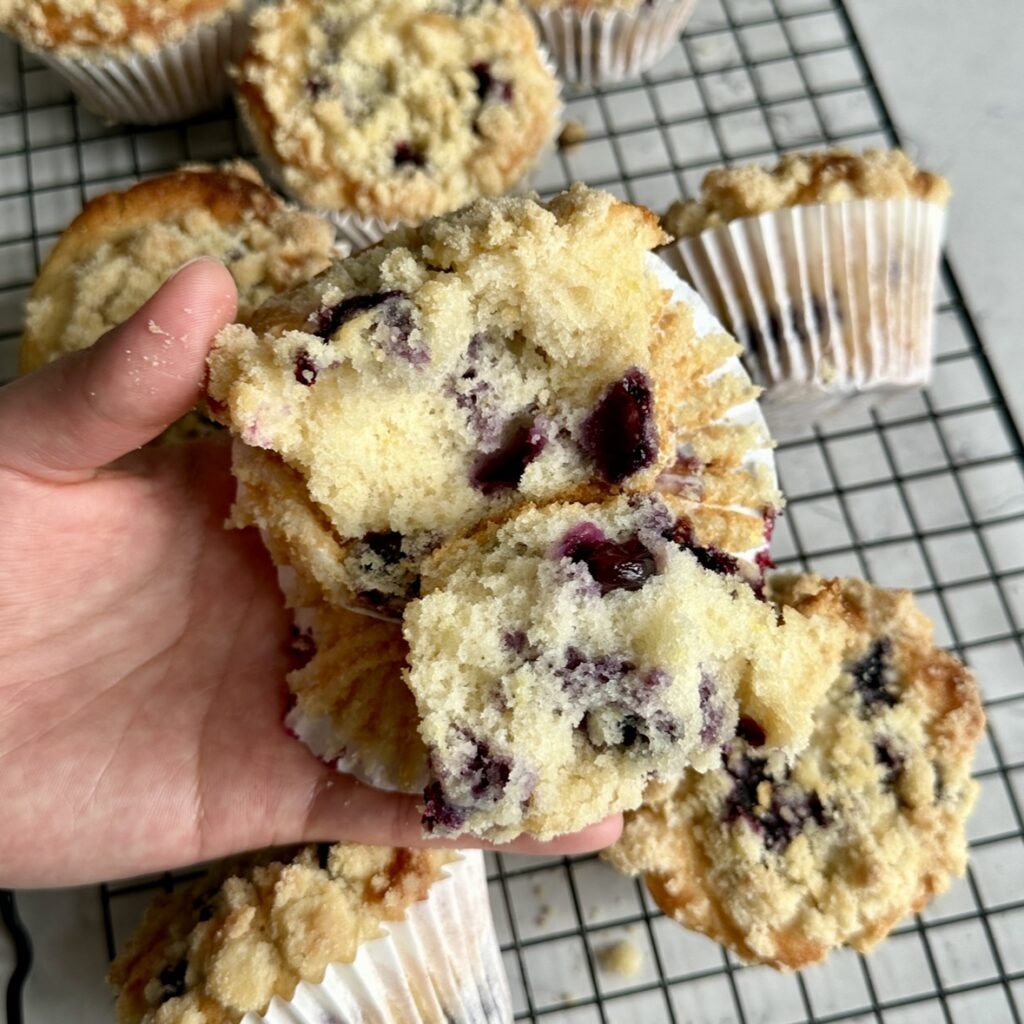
{"left": 1, "top": 0, "right": 1022, "bottom": 1021}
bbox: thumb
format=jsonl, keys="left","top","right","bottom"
{"left": 0, "top": 258, "right": 237, "bottom": 482}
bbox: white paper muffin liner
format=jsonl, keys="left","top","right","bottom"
{"left": 242, "top": 851, "right": 512, "bottom": 1024}
{"left": 279, "top": 586, "right": 428, "bottom": 796}
{"left": 659, "top": 197, "right": 947, "bottom": 431}
{"left": 244, "top": 46, "right": 563, "bottom": 253}
{"left": 528, "top": 0, "right": 699, "bottom": 86}
{"left": 31, "top": 3, "right": 255, "bottom": 125}
{"left": 648, "top": 256, "right": 778, "bottom": 566}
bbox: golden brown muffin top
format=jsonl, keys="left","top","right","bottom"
{"left": 19, "top": 162, "right": 335, "bottom": 374}
{"left": 234, "top": 0, "right": 560, "bottom": 222}
{"left": 663, "top": 148, "right": 951, "bottom": 238}
{"left": 110, "top": 844, "right": 458, "bottom": 1024}
{"left": 0, "top": 0, "right": 242, "bottom": 57}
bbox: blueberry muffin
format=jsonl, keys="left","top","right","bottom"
{"left": 0, "top": 0, "right": 252, "bottom": 122}
{"left": 607, "top": 574, "right": 984, "bottom": 969}
{"left": 235, "top": 0, "right": 560, "bottom": 233}
{"left": 18, "top": 163, "right": 334, "bottom": 440}
{"left": 404, "top": 495, "right": 848, "bottom": 842}
{"left": 210, "top": 186, "right": 731, "bottom": 617}
{"left": 110, "top": 845, "right": 509, "bottom": 1023}
{"left": 285, "top": 602, "right": 428, "bottom": 794}
{"left": 660, "top": 149, "right": 951, "bottom": 423}
{"left": 662, "top": 149, "right": 950, "bottom": 237}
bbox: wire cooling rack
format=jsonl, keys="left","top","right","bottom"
{"left": 1, "top": 0, "right": 1023, "bottom": 1021}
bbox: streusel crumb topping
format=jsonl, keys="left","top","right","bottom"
{"left": 235, "top": 0, "right": 560, "bottom": 221}
{"left": 663, "top": 148, "right": 951, "bottom": 238}
{"left": 20, "top": 163, "right": 335, "bottom": 374}
{"left": 110, "top": 844, "right": 456, "bottom": 1024}
{"left": 0, "top": 0, "right": 241, "bottom": 57}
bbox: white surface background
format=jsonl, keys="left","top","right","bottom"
{"left": 0, "top": 0, "right": 1022, "bottom": 1021}
{"left": 844, "top": 0, "right": 1024, "bottom": 431}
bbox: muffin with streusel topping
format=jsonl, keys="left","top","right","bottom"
{"left": 110, "top": 844, "right": 510, "bottom": 1023}
{"left": 234, "top": 0, "right": 561, "bottom": 248}
{"left": 660, "top": 148, "right": 951, "bottom": 430}
{"left": 606, "top": 574, "right": 983, "bottom": 969}
{"left": 0, "top": 0, "right": 254, "bottom": 122}
{"left": 20, "top": 163, "right": 335, "bottom": 440}
{"left": 523, "top": 0, "right": 700, "bottom": 85}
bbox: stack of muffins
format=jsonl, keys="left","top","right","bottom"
{"left": 2, "top": 0, "right": 980, "bottom": 1020}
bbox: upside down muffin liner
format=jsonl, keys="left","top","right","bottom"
{"left": 246, "top": 46, "right": 564, "bottom": 254}
{"left": 527, "top": 0, "right": 699, "bottom": 86}
{"left": 659, "top": 197, "right": 947, "bottom": 431}
{"left": 31, "top": 3, "right": 255, "bottom": 125}
{"left": 242, "top": 851, "right": 513, "bottom": 1024}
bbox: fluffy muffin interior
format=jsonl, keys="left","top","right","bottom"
{"left": 607, "top": 574, "right": 984, "bottom": 969}
{"left": 210, "top": 186, "right": 699, "bottom": 614}
{"left": 404, "top": 494, "right": 848, "bottom": 841}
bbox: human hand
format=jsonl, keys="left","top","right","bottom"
{"left": 0, "top": 259, "right": 622, "bottom": 887}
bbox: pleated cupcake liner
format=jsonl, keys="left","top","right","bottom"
{"left": 528, "top": 0, "right": 699, "bottom": 86}
{"left": 243, "top": 851, "right": 513, "bottom": 1024}
{"left": 30, "top": 2, "right": 254, "bottom": 125}
{"left": 648, "top": 255, "right": 778, "bottom": 566}
{"left": 269, "top": 556, "right": 426, "bottom": 795}
{"left": 659, "top": 197, "right": 947, "bottom": 431}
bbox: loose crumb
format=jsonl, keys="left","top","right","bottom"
{"left": 597, "top": 939, "right": 644, "bottom": 978}
{"left": 558, "top": 120, "right": 587, "bottom": 150}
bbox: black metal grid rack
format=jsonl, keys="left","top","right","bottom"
{"left": 1, "top": 0, "right": 1022, "bottom": 1020}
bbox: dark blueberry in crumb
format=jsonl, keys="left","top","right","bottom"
{"left": 394, "top": 141, "right": 426, "bottom": 168}
{"left": 157, "top": 960, "right": 188, "bottom": 1002}
{"left": 379, "top": 298, "right": 427, "bottom": 365}
{"left": 580, "top": 368, "right": 659, "bottom": 484}
{"left": 422, "top": 782, "right": 467, "bottom": 832}
{"left": 364, "top": 530, "right": 405, "bottom": 565}
{"left": 557, "top": 526, "right": 657, "bottom": 596}
{"left": 471, "top": 418, "right": 548, "bottom": 495}
{"left": 305, "top": 75, "right": 328, "bottom": 98}
{"left": 503, "top": 630, "right": 531, "bottom": 657}
{"left": 288, "top": 625, "right": 317, "bottom": 668}
{"left": 699, "top": 672, "right": 724, "bottom": 745}
{"left": 313, "top": 291, "right": 426, "bottom": 365}
{"left": 463, "top": 739, "right": 513, "bottom": 801}
{"left": 873, "top": 737, "right": 905, "bottom": 789}
{"left": 670, "top": 519, "right": 740, "bottom": 578}
{"left": 851, "top": 638, "right": 899, "bottom": 714}
{"left": 553, "top": 521, "right": 607, "bottom": 560}
{"left": 317, "top": 843, "right": 332, "bottom": 870}
{"left": 737, "top": 715, "right": 767, "bottom": 747}
{"left": 723, "top": 748, "right": 826, "bottom": 852}
{"left": 584, "top": 709, "right": 679, "bottom": 750}
{"left": 558, "top": 647, "right": 636, "bottom": 698}
{"left": 311, "top": 290, "right": 405, "bottom": 340}
{"left": 471, "top": 62, "right": 514, "bottom": 102}
{"left": 294, "top": 349, "right": 318, "bottom": 386}
{"left": 196, "top": 903, "right": 214, "bottom": 923}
